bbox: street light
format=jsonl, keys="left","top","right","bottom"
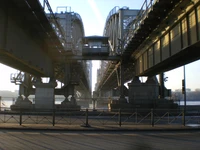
{"left": 182, "top": 65, "right": 186, "bottom": 126}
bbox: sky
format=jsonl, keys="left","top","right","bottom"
{"left": 0, "top": 0, "right": 200, "bottom": 92}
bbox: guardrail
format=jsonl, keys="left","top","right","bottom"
{"left": 0, "top": 108, "right": 199, "bottom": 127}
{"left": 123, "top": 0, "right": 155, "bottom": 47}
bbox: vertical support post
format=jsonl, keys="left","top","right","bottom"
{"left": 183, "top": 66, "right": 186, "bottom": 126}
{"left": 19, "top": 111, "right": 22, "bottom": 125}
{"left": 168, "top": 112, "right": 169, "bottom": 124}
{"left": 52, "top": 109, "right": 55, "bottom": 126}
{"left": 0, "top": 96, "right": 1, "bottom": 111}
{"left": 92, "top": 98, "right": 96, "bottom": 111}
{"left": 119, "top": 62, "right": 127, "bottom": 103}
{"left": 135, "top": 108, "right": 138, "bottom": 124}
{"left": 43, "top": 0, "right": 45, "bottom": 10}
{"left": 145, "top": 0, "right": 148, "bottom": 16}
{"left": 180, "top": 21, "right": 184, "bottom": 49}
{"left": 195, "top": 7, "right": 199, "bottom": 41}
{"left": 119, "top": 109, "right": 121, "bottom": 127}
{"left": 4, "top": 113, "right": 5, "bottom": 123}
{"left": 151, "top": 108, "right": 154, "bottom": 127}
{"left": 85, "top": 108, "right": 89, "bottom": 127}
{"left": 186, "top": 14, "right": 191, "bottom": 46}
{"left": 116, "top": 68, "right": 120, "bottom": 86}
{"left": 118, "top": 10, "right": 124, "bottom": 41}
{"left": 120, "top": 62, "right": 124, "bottom": 98}
{"left": 150, "top": 0, "right": 153, "bottom": 8}
{"left": 159, "top": 73, "right": 165, "bottom": 98}
{"left": 182, "top": 109, "right": 185, "bottom": 126}
{"left": 169, "top": 30, "right": 172, "bottom": 57}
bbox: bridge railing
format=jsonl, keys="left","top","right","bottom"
{"left": 0, "top": 108, "right": 199, "bottom": 127}
{"left": 105, "top": 6, "right": 120, "bottom": 23}
{"left": 103, "top": 6, "right": 120, "bottom": 35}
{"left": 123, "top": 0, "right": 155, "bottom": 48}
{"left": 41, "top": 0, "right": 66, "bottom": 50}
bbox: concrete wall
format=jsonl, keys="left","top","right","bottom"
{"left": 128, "top": 77, "right": 159, "bottom": 106}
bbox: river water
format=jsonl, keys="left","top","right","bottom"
{"left": 1, "top": 99, "right": 200, "bottom": 110}
{"left": 0, "top": 99, "right": 63, "bottom": 110}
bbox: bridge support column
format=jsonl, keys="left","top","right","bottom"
{"left": 61, "top": 87, "right": 70, "bottom": 104}
{"left": 128, "top": 76, "right": 159, "bottom": 108}
{"left": 34, "top": 77, "right": 57, "bottom": 110}
{"left": 61, "top": 85, "right": 75, "bottom": 104}
{"left": 118, "top": 62, "right": 127, "bottom": 103}
{"left": 61, "top": 85, "right": 77, "bottom": 105}
{"left": 60, "top": 84, "right": 80, "bottom": 111}
{"left": 69, "top": 85, "right": 77, "bottom": 105}
{"left": 21, "top": 73, "right": 32, "bottom": 103}
{"left": 128, "top": 76, "right": 176, "bottom": 109}
{"left": 11, "top": 73, "right": 33, "bottom": 110}
{"left": 128, "top": 76, "right": 141, "bottom": 105}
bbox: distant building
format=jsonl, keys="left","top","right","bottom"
{"left": 174, "top": 88, "right": 191, "bottom": 92}
{"left": 172, "top": 89, "right": 200, "bottom": 101}
{"left": 95, "top": 61, "right": 109, "bottom": 91}
{"left": 175, "top": 89, "right": 182, "bottom": 92}
{"left": 195, "top": 88, "right": 200, "bottom": 92}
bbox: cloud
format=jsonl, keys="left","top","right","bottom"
{"left": 87, "top": 0, "right": 104, "bottom": 28}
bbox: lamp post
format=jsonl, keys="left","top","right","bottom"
{"left": 182, "top": 65, "right": 186, "bottom": 126}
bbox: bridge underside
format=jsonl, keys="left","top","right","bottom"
{"left": 0, "top": 0, "right": 91, "bottom": 101}
{"left": 0, "top": 0, "right": 64, "bottom": 77}
{"left": 141, "top": 41, "right": 200, "bottom": 76}
{"left": 97, "top": 0, "right": 200, "bottom": 92}
{"left": 134, "top": 0, "right": 200, "bottom": 77}
{"left": 99, "top": 62, "right": 135, "bottom": 91}
{"left": 0, "top": 49, "right": 45, "bottom": 76}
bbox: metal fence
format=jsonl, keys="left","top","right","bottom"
{"left": 0, "top": 108, "right": 200, "bottom": 127}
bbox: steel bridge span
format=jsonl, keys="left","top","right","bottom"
{"left": 0, "top": 0, "right": 91, "bottom": 110}
{"left": 95, "top": 0, "right": 200, "bottom": 109}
